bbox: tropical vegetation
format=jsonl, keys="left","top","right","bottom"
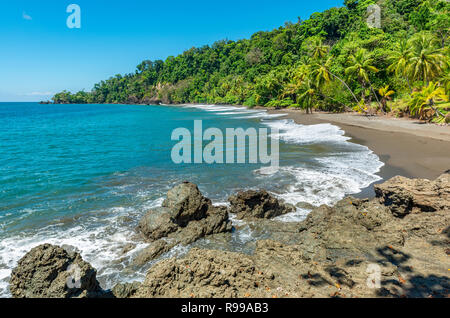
{"left": 53, "top": 0, "right": 450, "bottom": 122}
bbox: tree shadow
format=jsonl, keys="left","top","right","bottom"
{"left": 374, "top": 245, "right": 449, "bottom": 298}
{"left": 300, "top": 271, "right": 332, "bottom": 287}
{"left": 325, "top": 266, "right": 355, "bottom": 288}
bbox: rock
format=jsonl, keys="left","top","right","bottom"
{"left": 228, "top": 190, "right": 294, "bottom": 219}
{"left": 111, "top": 282, "right": 141, "bottom": 298}
{"left": 142, "top": 96, "right": 162, "bottom": 105}
{"left": 134, "top": 248, "right": 265, "bottom": 298}
{"left": 136, "top": 207, "right": 178, "bottom": 241}
{"left": 134, "top": 183, "right": 232, "bottom": 265}
{"left": 127, "top": 95, "right": 140, "bottom": 104}
{"left": 374, "top": 172, "right": 450, "bottom": 217}
{"left": 172, "top": 206, "right": 232, "bottom": 245}
{"left": 120, "top": 243, "right": 136, "bottom": 255}
{"left": 132, "top": 174, "right": 450, "bottom": 298}
{"left": 9, "top": 244, "right": 105, "bottom": 298}
{"left": 132, "top": 240, "right": 173, "bottom": 266}
{"left": 11, "top": 174, "right": 450, "bottom": 298}
{"left": 162, "top": 181, "right": 212, "bottom": 226}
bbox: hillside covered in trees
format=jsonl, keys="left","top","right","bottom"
{"left": 53, "top": 0, "right": 450, "bottom": 122}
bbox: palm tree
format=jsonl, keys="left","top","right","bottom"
{"left": 310, "top": 58, "right": 332, "bottom": 88}
{"left": 387, "top": 39, "right": 413, "bottom": 92}
{"left": 308, "top": 38, "right": 330, "bottom": 60}
{"left": 281, "top": 63, "right": 311, "bottom": 104}
{"left": 408, "top": 32, "right": 447, "bottom": 85}
{"left": 308, "top": 58, "right": 352, "bottom": 111}
{"left": 297, "top": 78, "right": 317, "bottom": 114}
{"left": 408, "top": 82, "right": 448, "bottom": 120}
{"left": 439, "top": 68, "right": 450, "bottom": 97}
{"left": 345, "top": 48, "right": 380, "bottom": 107}
{"left": 378, "top": 85, "right": 395, "bottom": 113}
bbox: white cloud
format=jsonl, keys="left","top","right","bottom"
{"left": 22, "top": 12, "right": 32, "bottom": 21}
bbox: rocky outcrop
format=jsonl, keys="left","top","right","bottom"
{"left": 132, "top": 240, "right": 173, "bottom": 266}
{"left": 162, "top": 182, "right": 212, "bottom": 226}
{"left": 10, "top": 173, "right": 450, "bottom": 298}
{"left": 133, "top": 182, "right": 232, "bottom": 265}
{"left": 9, "top": 244, "right": 108, "bottom": 298}
{"left": 111, "top": 282, "right": 141, "bottom": 298}
{"left": 141, "top": 96, "right": 161, "bottom": 105}
{"left": 374, "top": 172, "right": 450, "bottom": 217}
{"left": 133, "top": 173, "right": 450, "bottom": 298}
{"left": 228, "top": 190, "right": 294, "bottom": 219}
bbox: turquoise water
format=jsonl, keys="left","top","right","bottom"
{"left": 0, "top": 102, "right": 383, "bottom": 296}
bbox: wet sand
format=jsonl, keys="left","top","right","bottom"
{"left": 267, "top": 109, "right": 450, "bottom": 197}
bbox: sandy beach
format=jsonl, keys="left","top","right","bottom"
{"left": 267, "top": 109, "right": 450, "bottom": 197}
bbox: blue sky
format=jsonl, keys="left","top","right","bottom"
{"left": 0, "top": 0, "right": 344, "bottom": 101}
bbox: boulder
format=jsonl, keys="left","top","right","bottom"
{"left": 228, "top": 190, "right": 294, "bottom": 219}
{"left": 9, "top": 244, "right": 105, "bottom": 298}
{"left": 136, "top": 207, "right": 178, "bottom": 241}
{"left": 162, "top": 181, "right": 212, "bottom": 226}
{"left": 374, "top": 172, "right": 450, "bottom": 217}
{"left": 134, "top": 183, "right": 232, "bottom": 265}
{"left": 173, "top": 206, "right": 232, "bottom": 245}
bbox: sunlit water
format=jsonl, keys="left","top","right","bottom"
{"left": 0, "top": 103, "right": 383, "bottom": 296}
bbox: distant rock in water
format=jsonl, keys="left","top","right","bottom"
{"left": 228, "top": 189, "right": 294, "bottom": 219}
{"left": 9, "top": 244, "right": 108, "bottom": 298}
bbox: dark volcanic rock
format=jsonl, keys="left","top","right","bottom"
{"left": 228, "top": 189, "right": 294, "bottom": 219}
{"left": 9, "top": 244, "right": 106, "bottom": 298}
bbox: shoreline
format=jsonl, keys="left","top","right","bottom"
{"left": 266, "top": 109, "right": 450, "bottom": 198}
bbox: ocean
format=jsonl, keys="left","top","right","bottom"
{"left": 0, "top": 102, "right": 383, "bottom": 296}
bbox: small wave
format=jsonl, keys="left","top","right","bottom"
{"left": 0, "top": 198, "right": 162, "bottom": 297}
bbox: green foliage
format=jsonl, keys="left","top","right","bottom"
{"left": 408, "top": 81, "right": 448, "bottom": 119}
{"left": 53, "top": 0, "right": 450, "bottom": 118}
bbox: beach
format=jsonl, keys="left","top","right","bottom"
{"left": 267, "top": 109, "right": 450, "bottom": 197}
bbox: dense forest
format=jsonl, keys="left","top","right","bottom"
{"left": 53, "top": 0, "right": 450, "bottom": 122}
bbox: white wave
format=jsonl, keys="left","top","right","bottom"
{"left": 264, "top": 119, "right": 351, "bottom": 144}
{"left": 0, "top": 199, "right": 161, "bottom": 297}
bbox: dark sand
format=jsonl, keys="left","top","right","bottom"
{"left": 267, "top": 109, "right": 450, "bottom": 198}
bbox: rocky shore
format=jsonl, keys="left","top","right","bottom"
{"left": 9, "top": 173, "right": 449, "bottom": 298}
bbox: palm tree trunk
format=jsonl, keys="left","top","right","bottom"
{"left": 407, "top": 78, "right": 412, "bottom": 94}
{"left": 327, "top": 71, "right": 368, "bottom": 114}
{"left": 318, "top": 92, "right": 352, "bottom": 111}
{"left": 368, "top": 81, "right": 383, "bottom": 112}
